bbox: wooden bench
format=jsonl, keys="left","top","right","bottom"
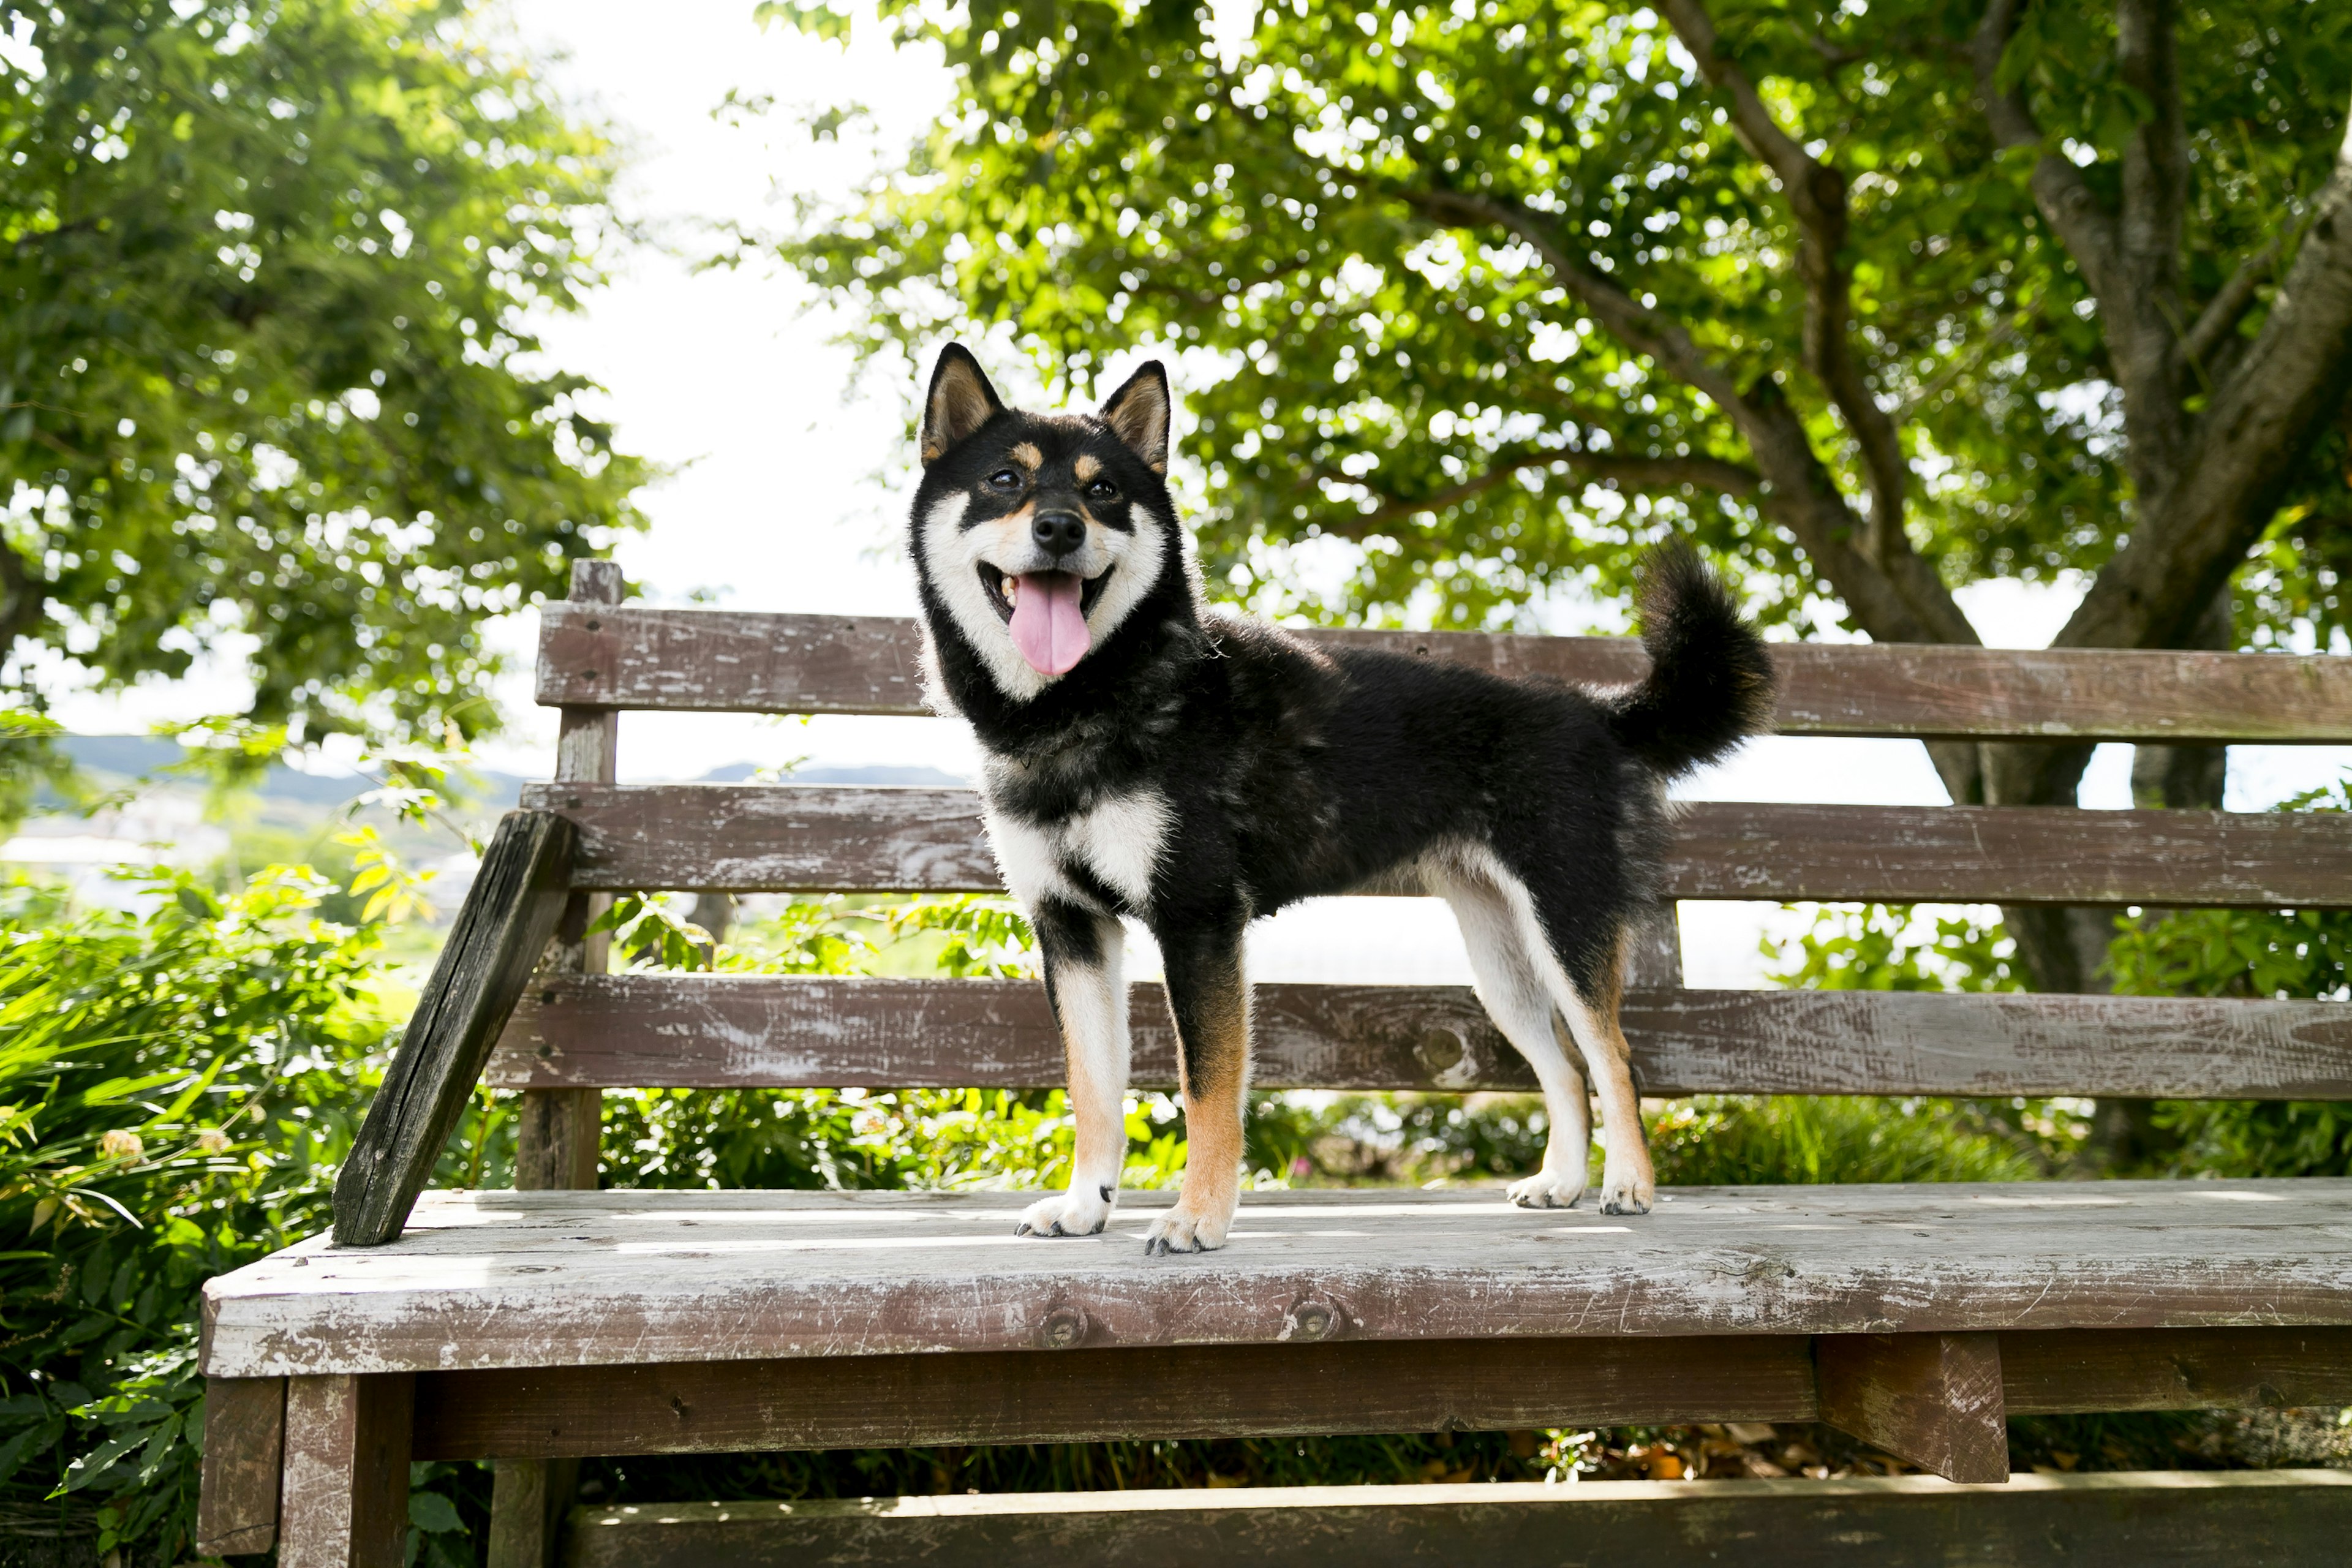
{"left": 196, "top": 560, "right": 2352, "bottom": 1567}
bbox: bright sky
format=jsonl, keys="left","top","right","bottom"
{"left": 48, "top": 0, "right": 2351, "bottom": 985}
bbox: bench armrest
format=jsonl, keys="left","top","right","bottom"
{"left": 332, "top": 809, "right": 576, "bottom": 1246}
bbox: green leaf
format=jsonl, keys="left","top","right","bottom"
{"left": 409, "top": 1490, "right": 464, "bottom": 1533}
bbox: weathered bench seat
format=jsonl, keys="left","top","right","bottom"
{"left": 207, "top": 1182, "right": 2352, "bottom": 1378}
{"left": 192, "top": 562, "right": 2352, "bottom": 1567}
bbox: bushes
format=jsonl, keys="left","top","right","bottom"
{"left": 0, "top": 867, "right": 399, "bottom": 1561}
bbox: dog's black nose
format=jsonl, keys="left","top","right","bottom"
{"left": 1031, "top": 511, "right": 1087, "bottom": 557}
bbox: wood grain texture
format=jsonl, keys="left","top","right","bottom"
{"left": 332, "top": 810, "right": 577, "bottom": 1247}
{"left": 413, "top": 1336, "right": 1819, "bottom": 1459}
{"left": 485, "top": 974, "right": 2352, "bottom": 1101}
{"left": 202, "top": 1183, "right": 2352, "bottom": 1378}
{"left": 535, "top": 605, "right": 2352, "bottom": 744}
{"left": 278, "top": 1374, "right": 412, "bottom": 1568}
{"left": 196, "top": 1376, "right": 284, "bottom": 1557}
{"left": 2002, "top": 1327, "right": 2352, "bottom": 1414}
{"left": 520, "top": 784, "right": 2352, "bottom": 908}
{"left": 557, "top": 1472, "right": 2352, "bottom": 1568}
{"left": 1817, "top": 1332, "right": 2008, "bottom": 1483}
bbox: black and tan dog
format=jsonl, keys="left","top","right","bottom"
{"left": 909, "top": 343, "right": 1774, "bottom": 1254}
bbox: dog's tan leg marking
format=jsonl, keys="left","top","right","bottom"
{"left": 1016, "top": 909, "right": 1128, "bottom": 1238}
{"left": 1433, "top": 866, "right": 1591, "bottom": 1208}
{"left": 1147, "top": 931, "right": 1249, "bottom": 1254}
{"left": 1464, "top": 850, "right": 1653, "bottom": 1216}
{"left": 1553, "top": 928, "right": 1654, "bottom": 1216}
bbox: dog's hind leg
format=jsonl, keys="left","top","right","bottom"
{"left": 1144, "top": 910, "right": 1251, "bottom": 1254}
{"left": 1431, "top": 868, "right": 1591, "bottom": 1209}
{"left": 1016, "top": 899, "right": 1129, "bottom": 1238}
{"left": 1485, "top": 870, "right": 1655, "bottom": 1217}
{"left": 1540, "top": 924, "right": 1655, "bottom": 1216}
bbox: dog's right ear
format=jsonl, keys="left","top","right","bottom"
{"left": 921, "top": 343, "right": 1005, "bottom": 467}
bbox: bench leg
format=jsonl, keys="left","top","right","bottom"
{"left": 1817, "top": 1331, "right": 2008, "bottom": 1483}
{"left": 279, "top": 1373, "right": 415, "bottom": 1568}
{"left": 197, "top": 1376, "right": 285, "bottom": 1557}
{"left": 489, "top": 1457, "right": 581, "bottom": 1568}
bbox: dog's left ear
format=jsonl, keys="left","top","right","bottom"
{"left": 1098, "top": 361, "right": 1171, "bottom": 473}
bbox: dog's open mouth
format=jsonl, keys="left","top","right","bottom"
{"left": 980, "top": 565, "right": 1114, "bottom": 677}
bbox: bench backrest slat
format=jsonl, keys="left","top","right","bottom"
{"left": 511, "top": 601, "right": 2352, "bottom": 1112}
{"left": 518, "top": 783, "right": 2352, "bottom": 909}
{"left": 536, "top": 605, "right": 2352, "bottom": 743}
{"left": 486, "top": 976, "right": 2352, "bottom": 1101}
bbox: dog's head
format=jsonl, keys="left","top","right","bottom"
{"left": 910, "top": 343, "right": 1180, "bottom": 703}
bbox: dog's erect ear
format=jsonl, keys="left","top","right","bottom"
{"left": 921, "top": 343, "right": 1005, "bottom": 467}
{"left": 1097, "top": 361, "right": 1171, "bottom": 473}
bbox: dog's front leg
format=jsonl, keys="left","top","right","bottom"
{"left": 1016, "top": 899, "right": 1130, "bottom": 1238}
{"left": 1144, "top": 912, "right": 1250, "bottom": 1254}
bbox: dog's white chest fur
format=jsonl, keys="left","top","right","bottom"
{"left": 982, "top": 785, "right": 1172, "bottom": 914}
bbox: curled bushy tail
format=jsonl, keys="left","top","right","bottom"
{"left": 1605, "top": 543, "right": 1777, "bottom": 778}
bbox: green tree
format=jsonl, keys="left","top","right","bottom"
{"left": 0, "top": 0, "right": 647, "bottom": 753}
{"left": 764, "top": 0, "right": 2352, "bottom": 992}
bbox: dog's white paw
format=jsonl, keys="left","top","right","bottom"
{"left": 1597, "top": 1166, "right": 1654, "bottom": 1216}
{"left": 1507, "top": 1169, "right": 1587, "bottom": 1210}
{"left": 1142, "top": 1199, "right": 1232, "bottom": 1256}
{"left": 1014, "top": 1185, "right": 1114, "bottom": 1238}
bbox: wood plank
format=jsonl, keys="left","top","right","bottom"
{"left": 558, "top": 1472, "right": 2352, "bottom": 1568}
{"left": 485, "top": 975, "right": 2352, "bottom": 1101}
{"left": 520, "top": 784, "right": 2352, "bottom": 908}
{"left": 535, "top": 605, "right": 2352, "bottom": 743}
{"left": 1817, "top": 1332, "right": 2008, "bottom": 1483}
{"left": 196, "top": 1376, "right": 284, "bottom": 1558}
{"left": 412, "top": 1336, "right": 1819, "bottom": 1459}
{"left": 200, "top": 1183, "right": 2352, "bottom": 1377}
{"left": 331, "top": 809, "right": 578, "bottom": 1247}
{"left": 2002, "top": 1325, "right": 2352, "bottom": 1414}
{"left": 277, "top": 1374, "right": 413, "bottom": 1568}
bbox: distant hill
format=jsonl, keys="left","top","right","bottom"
{"left": 56, "top": 736, "right": 965, "bottom": 800}
{"left": 695, "top": 762, "right": 968, "bottom": 787}
{"left": 57, "top": 736, "right": 528, "bottom": 810}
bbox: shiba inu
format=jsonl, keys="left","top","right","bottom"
{"left": 908, "top": 343, "right": 1775, "bottom": 1254}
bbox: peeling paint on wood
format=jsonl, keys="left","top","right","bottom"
{"left": 536, "top": 606, "right": 2352, "bottom": 743}
{"left": 200, "top": 1183, "right": 2352, "bottom": 1378}
{"left": 484, "top": 975, "right": 2352, "bottom": 1101}
{"left": 518, "top": 785, "right": 2352, "bottom": 908}
{"left": 277, "top": 1374, "right": 412, "bottom": 1568}
{"left": 196, "top": 1376, "right": 284, "bottom": 1557}
{"left": 1817, "top": 1332, "right": 2008, "bottom": 1483}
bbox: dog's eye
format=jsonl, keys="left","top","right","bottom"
{"left": 987, "top": 469, "right": 1021, "bottom": 491}
{"left": 1086, "top": 478, "right": 1118, "bottom": 500}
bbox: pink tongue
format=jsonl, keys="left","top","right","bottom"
{"left": 1009, "top": 572, "right": 1089, "bottom": 676}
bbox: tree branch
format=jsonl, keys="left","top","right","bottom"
{"left": 1324, "top": 445, "right": 1761, "bottom": 535}
{"left": 1397, "top": 184, "right": 1978, "bottom": 646}
{"left": 1974, "top": 0, "right": 2190, "bottom": 504}
{"left": 1659, "top": 0, "right": 1975, "bottom": 645}
{"left": 1972, "top": 0, "right": 2125, "bottom": 298}
{"left": 2062, "top": 91, "right": 2352, "bottom": 652}
{"left": 2179, "top": 236, "right": 2280, "bottom": 375}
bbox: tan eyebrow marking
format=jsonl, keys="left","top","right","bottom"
{"left": 1009, "top": 442, "right": 1044, "bottom": 472}
{"left": 1073, "top": 454, "right": 1102, "bottom": 483}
